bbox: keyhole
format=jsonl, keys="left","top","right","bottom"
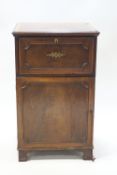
{"left": 54, "top": 38, "right": 58, "bottom": 44}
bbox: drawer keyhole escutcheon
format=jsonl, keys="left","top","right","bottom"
{"left": 54, "top": 38, "right": 59, "bottom": 44}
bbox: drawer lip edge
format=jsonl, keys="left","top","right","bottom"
{"left": 16, "top": 73, "right": 95, "bottom": 77}
{"left": 13, "top": 32, "right": 100, "bottom": 37}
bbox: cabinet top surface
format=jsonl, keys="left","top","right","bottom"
{"left": 13, "top": 23, "right": 99, "bottom": 36}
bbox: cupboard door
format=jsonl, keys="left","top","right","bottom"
{"left": 17, "top": 77, "right": 94, "bottom": 149}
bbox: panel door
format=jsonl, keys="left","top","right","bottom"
{"left": 16, "top": 77, "right": 94, "bottom": 149}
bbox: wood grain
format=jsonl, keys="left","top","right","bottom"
{"left": 18, "top": 37, "right": 95, "bottom": 75}
{"left": 16, "top": 77, "right": 94, "bottom": 150}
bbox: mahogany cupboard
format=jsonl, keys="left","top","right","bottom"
{"left": 13, "top": 23, "right": 99, "bottom": 161}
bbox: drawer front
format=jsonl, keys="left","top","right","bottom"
{"left": 17, "top": 77, "right": 94, "bottom": 149}
{"left": 18, "top": 37, "right": 95, "bottom": 75}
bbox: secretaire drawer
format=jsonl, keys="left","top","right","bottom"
{"left": 18, "top": 37, "right": 95, "bottom": 75}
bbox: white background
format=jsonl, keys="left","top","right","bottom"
{"left": 0, "top": 0, "right": 117, "bottom": 174}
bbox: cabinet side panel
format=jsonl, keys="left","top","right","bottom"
{"left": 87, "top": 78, "right": 95, "bottom": 146}
{"left": 15, "top": 37, "right": 20, "bottom": 74}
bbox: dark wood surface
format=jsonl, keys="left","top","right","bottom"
{"left": 13, "top": 23, "right": 99, "bottom": 36}
{"left": 13, "top": 23, "right": 99, "bottom": 161}
{"left": 18, "top": 37, "right": 95, "bottom": 75}
{"left": 17, "top": 77, "right": 94, "bottom": 146}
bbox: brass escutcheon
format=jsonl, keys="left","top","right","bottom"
{"left": 46, "top": 51, "right": 65, "bottom": 59}
{"left": 54, "top": 38, "right": 59, "bottom": 44}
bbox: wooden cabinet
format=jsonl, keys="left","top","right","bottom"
{"left": 13, "top": 23, "right": 99, "bottom": 161}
